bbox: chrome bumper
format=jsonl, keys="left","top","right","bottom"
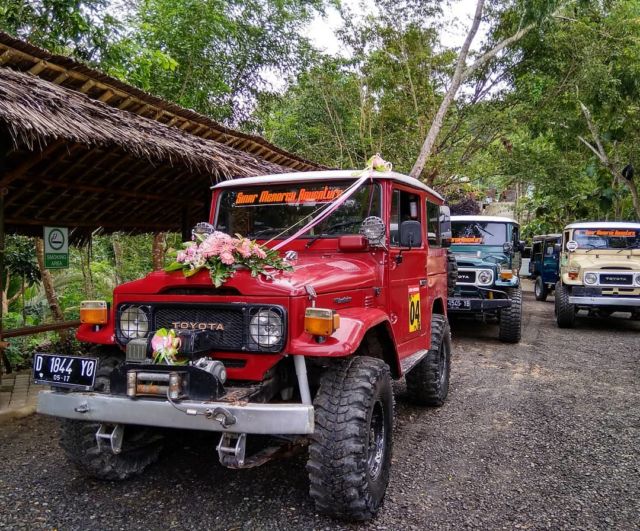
{"left": 568, "top": 296, "right": 640, "bottom": 307}
{"left": 37, "top": 391, "right": 315, "bottom": 435}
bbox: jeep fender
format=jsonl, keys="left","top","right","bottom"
{"left": 289, "top": 308, "right": 400, "bottom": 373}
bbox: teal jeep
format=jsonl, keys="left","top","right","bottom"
{"left": 448, "top": 215, "right": 523, "bottom": 343}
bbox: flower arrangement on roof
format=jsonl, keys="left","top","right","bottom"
{"left": 166, "top": 231, "right": 292, "bottom": 287}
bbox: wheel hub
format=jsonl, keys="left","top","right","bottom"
{"left": 367, "top": 400, "right": 386, "bottom": 480}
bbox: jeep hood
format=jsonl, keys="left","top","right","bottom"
{"left": 451, "top": 245, "right": 509, "bottom": 268}
{"left": 115, "top": 254, "right": 377, "bottom": 297}
{"left": 568, "top": 249, "right": 640, "bottom": 270}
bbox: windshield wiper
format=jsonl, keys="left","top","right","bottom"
{"left": 305, "top": 220, "right": 360, "bottom": 249}
{"left": 617, "top": 243, "right": 640, "bottom": 253}
{"left": 474, "top": 223, "right": 494, "bottom": 237}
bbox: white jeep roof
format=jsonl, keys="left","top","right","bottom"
{"left": 211, "top": 170, "right": 443, "bottom": 200}
{"left": 451, "top": 215, "right": 519, "bottom": 225}
{"left": 565, "top": 221, "right": 640, "bottom": 230}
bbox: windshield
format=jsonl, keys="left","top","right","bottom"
{"left": 573, "top": 228, "right": 640, "bottom": 250}
{"left": 451, "top": 222, "right": 509, "bottom": 246}
{"left": 214, "top": 180, "right": 381, "bottom": 239}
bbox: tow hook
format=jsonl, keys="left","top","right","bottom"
{"left": 74, "top": 402, "right": 90, "bottom": 414}
{"left": 206, "top": 407, "right": 236, "bottom": 428}
{"left": 217, "top": 432, "right": 246, "bottom": 468}
{"left": 95, "top": 424, "right": 124, "bottom": 454}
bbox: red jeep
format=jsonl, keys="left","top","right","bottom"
{"left": 35, "top": 170, "right": 453, "bottom": 521}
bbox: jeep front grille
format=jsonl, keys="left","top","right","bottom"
{"left": 116, "top": 303, "right": 286, "bottom": 353}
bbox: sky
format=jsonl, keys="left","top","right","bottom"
{"left": 307, "top": 0, "right": 487, "bottom": 56}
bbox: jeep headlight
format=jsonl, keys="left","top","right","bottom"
{"left": 249, "top": 309, "right": 283, "bottom": 347}
{"left": 477, "top": 270, "right": 493, "bottom": 285}
{"left": 635, "top": 273, "right": 640, "bottom": 286}
{"left": 584, "top": 272, "right": 598, "bottom": 285}
{"left": 119, "top": 305, "right": 150, "bottom": 339}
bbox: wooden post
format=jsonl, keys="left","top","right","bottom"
{"left": 0, "top": 128, "right": 11, "bottom": 373}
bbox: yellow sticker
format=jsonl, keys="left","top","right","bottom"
{"left": 409, "top": 288, "right": 421, "bottom": 332}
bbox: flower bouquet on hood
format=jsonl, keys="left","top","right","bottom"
{"left": 165, "top": 231, "right": 292, "bottom": 287}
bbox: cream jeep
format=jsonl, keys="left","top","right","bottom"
{"left": 555, "top": 221, "right": 640, "bottom": 327}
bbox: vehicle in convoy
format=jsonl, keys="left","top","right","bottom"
{"left": 447, "top": 215, "right": 524, "bottom": 343}
{"left": 555, "top": 221, "right": 640, "bottom": 327}
{"left": 529, "top": 234, "right": 561, "bottom": 301}
{"left": 35, "top": 170, "right": 454, "bottom": 521}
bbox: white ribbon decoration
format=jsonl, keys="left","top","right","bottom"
{"left": 271, "top": 171, "right": 373, "bottom": 251}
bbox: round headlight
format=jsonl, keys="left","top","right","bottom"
{"left": 249, "top": 310, "right": 283, "bottom": 348}
{"left": 478, "top": 270, "right": 492, "bottom": 284}
{"left": 584, "top": 272, "right": 598, "bottom": 285}
{"left": 119, "top": 306, "right": 149, "bottom": 339}
{"left": 635, "top": 273, "right": 640, "bottom": 286}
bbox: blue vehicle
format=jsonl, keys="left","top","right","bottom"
{"left": 448, "top": 216, "right": 524, "bottom": 343}
{"left": 528, "top": 234, "right": 561, "bottom": 301}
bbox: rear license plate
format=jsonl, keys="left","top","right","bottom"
{"left": 448, "top": 299, "right": 471, "bottom": 310}
{"left": 33, "top": 353, "right": 98, "bottom": 390}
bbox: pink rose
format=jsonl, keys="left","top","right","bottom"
{"left": 176, "top": 251, "right": 187, "bottom": 262}
{"left": 220, "top": 251, "right": 235, "bottom": 265}
{"left": 252, "top": 245, "right": 267, "bottom": 259}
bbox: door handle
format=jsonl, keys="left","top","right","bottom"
{"left": 419, "top": 279, "right": 427, "bottom": 287}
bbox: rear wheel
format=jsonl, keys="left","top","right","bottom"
{"left": 534, "top": 277, "right": 548, "bottom": 301}
{"left": 555, "top": 281, "right": 576, "bottom": 328}
{"left": 498, "top": 286, "right": 522, "bottom": 343}
{"left": 406, "top": 314, "right": 451, "bottom": 406}
{"left": 307, "top": 356, "right": 393, "bottom": 521}
{"left": 59, "top": 348, "right": 164, "bottom": 480}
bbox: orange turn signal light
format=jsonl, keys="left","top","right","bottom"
{"left": 499, "top": 270, "right": 513, "bottom": 280}
{"left": 80, "top": 300, "right": 108, "bottom": 325}
{"left": 304, "top": 308, "right": 340, "bottom": 337}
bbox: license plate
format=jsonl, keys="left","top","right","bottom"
{"left": 33, "top": 353, "right": 98, "bottom": 390}
{"left": 448, "top": 299, "right": 471, "bottom": 310}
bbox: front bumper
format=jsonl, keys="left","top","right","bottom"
{"left": 37, "top": 391, "right": 314, "bottom": 435}
{"left": 568, "top": 296, "right": 640, "bottom": 307}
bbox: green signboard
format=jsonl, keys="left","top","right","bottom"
{"left": 44, "top": 227, "right": 69, "bottom": 269}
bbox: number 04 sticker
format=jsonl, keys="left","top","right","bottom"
{"left": 408, "top": 286, "right": 421, "bottom": 332}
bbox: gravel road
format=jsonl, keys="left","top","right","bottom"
{"left": 1, "top": 282, "right": 639, "bottom": 530}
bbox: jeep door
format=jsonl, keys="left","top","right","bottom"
{"left": 387, "top": 186, "right": 429, "bottom": 356}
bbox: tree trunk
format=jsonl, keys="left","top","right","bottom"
{"left": 81, "top": 242, "right": 95, "bottom": 299}
{"left": 35, "top": 238, "right": 67, "bottom": 341}
{"left": 152, "top": 232, "right": 166, "bottom": 271}
{"left": 112, "top": 234, "right": 124, "bottom": 284}
{"left": 410, "top": 0, "right": 485, "bottom": 179}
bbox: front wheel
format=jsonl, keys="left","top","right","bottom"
{"left": 406, "top": 314, "right": 451, "bottom": 406}
{"left": 59, "top": 349, "right": 163, "bottom": 480}
{"left": 498, "top": 286, "right": 523, "bottom": 343}
{"left": 534, "top": 277, "right": 548, "bottom": 301}
{"left": 308, "top": 357, "right": 393, "bottom": 521}
{"left": 555, "top": 281, "right": 576, "bottom": 328}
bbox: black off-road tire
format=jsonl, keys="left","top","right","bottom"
{"left": 498, "top": 286, "right": 523, "bottom": 343}
{"left": 307, "top": 356, "right": 394, "bottom": 521}
{"left": 406, "top": 314, "right": 451, "bottom": 406}
{"left": 447, "top": 250, "right": 458, "bottom": 297}
{"left": 555, "top": 281, "right": 576, "bottom": 329}
{"left": 534, "top": 276, "right": 548, "bottom": 301}
{"left": 59, "top": 347, "right": 163, "bottom": 480}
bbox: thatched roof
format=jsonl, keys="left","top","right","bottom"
{"left": 0, "top": 31, "right": 325, "bottom": 241}
{"left": 0, "top": 31, "right": 321, "bottom": 172}
{"left": 0, "top": 67, "right": 284, "bottom": 178}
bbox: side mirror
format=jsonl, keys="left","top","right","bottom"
{"left": 439, "top": 205, "right": 452, "bottom": 248}
{"left": 399, "top": 220, "right": 422, "bottom": 248}
{"left": 518, "top": 240, "right": 526, "bottom": 253}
